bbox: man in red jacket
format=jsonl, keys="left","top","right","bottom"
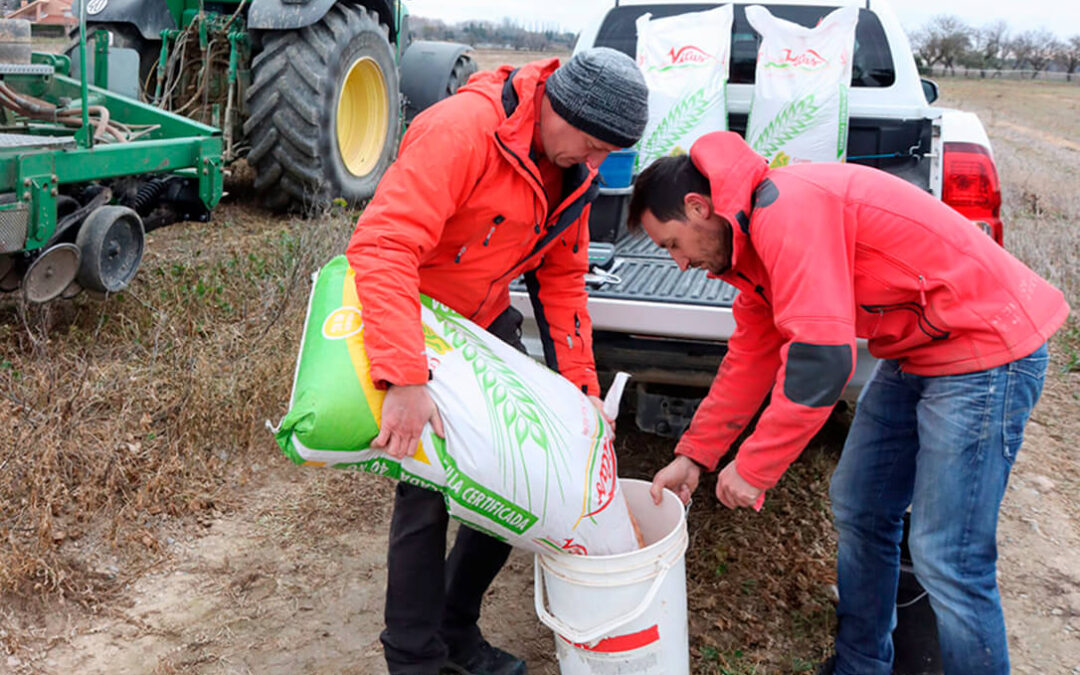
{"left": 345, "top": 48, "right": 647, "bottom": 675}
{"left": 635, "top": 131, "right": 1068, "bottom": 675}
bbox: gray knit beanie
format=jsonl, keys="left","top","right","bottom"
{"left": 546, "top": 47, "right": 649, "bottom": 149}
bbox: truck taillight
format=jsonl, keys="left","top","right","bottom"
{"left": 943, "top": 142, "right": 1003, "bottom": 246}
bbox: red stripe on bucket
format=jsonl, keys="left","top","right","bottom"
{"left": 560, "top": 625, "right": 660, "bottom": 653}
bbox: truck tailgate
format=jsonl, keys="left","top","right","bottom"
{"left": 509, "top": 232, "right": 739, "bottom": 342}
{"left": 590, "top": 233, "right": 738, "bottom": 307}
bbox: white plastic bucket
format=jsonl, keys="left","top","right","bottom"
{"left": 534, "top": 478, "right": 690, "bottom": 675}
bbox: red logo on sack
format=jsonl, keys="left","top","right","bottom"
{"left": 668, "top": 45, "right": 712, "bottom": 65}
{"left": 778, "top": 48, "right": 828, "bottom": 69}
{"left": 580, "top": 436, "right": 616, "bottom": 520}
{"left": 559, "top": 538, "right": 588, "bottom": 556}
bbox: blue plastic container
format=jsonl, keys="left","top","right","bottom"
{"left": 598, "top": 150, "right": 637, "bottom": 188}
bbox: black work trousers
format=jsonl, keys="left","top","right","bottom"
{"left": 380, "top": 306, "right": 525, "bottom": 675}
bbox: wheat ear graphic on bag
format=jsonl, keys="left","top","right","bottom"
{"left": 428, "top": 300, "right": 570, "bottom": 517}
{"left": 750, "top": 93, "right": 822, "bottom": 162}
{"left": 635, "top": 88, "right": 714, "bottom": 172}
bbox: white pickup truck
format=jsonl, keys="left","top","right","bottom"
{"left": 511, "top": 0, "right": 1005, "bottom": 437}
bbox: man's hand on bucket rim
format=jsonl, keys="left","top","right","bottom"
{"left": 371, "top": 383, "right": 445, "bottom": 459}
{"left": 650, "top": 455, "right": 701, "bottom": 506}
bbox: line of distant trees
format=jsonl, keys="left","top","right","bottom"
{"left": 409, "top": 16, "right": 576, "bottom": 52}
{"left": 912, "top": 16, "right": 1080, "bottom": 80}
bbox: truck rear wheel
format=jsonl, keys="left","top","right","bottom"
{"left": 244, "top": 5, "right": 399, "bottom": 211}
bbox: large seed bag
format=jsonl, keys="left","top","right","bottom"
{"left": 271, "top": 256, "right": 638, "bottom": 557}
{"left": 745, "top": 5, "right": 858, "bottom": 167}
{"left": 633, "top": 5, "right": 734, "bottom": 172}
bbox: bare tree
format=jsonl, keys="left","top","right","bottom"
{"left": 922, "top": 15, "right": 972, "bottom": 75}
{"left": 523, "top": 32, "right": 549, "bottom": 51}
{"left": 1063, "top": 36, "right": 1080, "bottom": 82}
{"left": 911, "top": 27, "right": 942, "bottom": 72}
{"left": 1008, "top": 32, "right": 1036, "bottom": 71}
{"left": 1022, "top": 29, "right": 1061, "bottom": 78}
{"left": 972, "top": 20, "right": 1009, "bottom": 77}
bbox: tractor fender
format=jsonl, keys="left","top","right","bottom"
{"left": 248, "top": 0, "right": 396, "bottom": 36}
{"left": 399, "top": 40, "right": 475, "bottom": 123}
{"left": 75, "top": 0, "right": 175, "bottom": 41}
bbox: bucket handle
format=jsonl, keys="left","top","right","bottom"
{"left": 533, "top": 550, "right": 679, "bottom": 646}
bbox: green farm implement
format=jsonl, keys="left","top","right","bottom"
{"left": 0, "top": 0, "right": 474, "bottom": 302}
{"left": 0, "top": 15, "right": 221, "bottom": 302}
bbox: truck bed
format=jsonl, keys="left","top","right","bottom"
{"left": 509, "top": 227, "right": 740, "bottom": 346}
{"left": 590, "top": 232, "right": 738, "bottom": 307}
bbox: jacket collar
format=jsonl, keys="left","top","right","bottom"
{"left": 690, "top": 131, "right": 769, "bottom": 278}
{"left": 460, "top": 58, "right": 560, "bottom": 161}
{"left": 462, "top": 59, "right": 598, "bottom": 204}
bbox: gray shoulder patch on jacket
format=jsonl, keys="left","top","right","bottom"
{"left": 753, "top": 178, "right": 779, "bottom": 209}
{"left": 783, "top": 342, "right": 852, "bottom": 408}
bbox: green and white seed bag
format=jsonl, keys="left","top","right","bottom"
{"left": 634, "top": 5, "right": 734, "bottom": 172}
{"left": 745, "top": 5, "right": 859, "bottom": 167}
{"left": 271, "top": 256, "right": 637, "bottom": 556}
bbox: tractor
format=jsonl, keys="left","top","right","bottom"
{"left": 77, "top": 0, "right": 476, "bottom": 210}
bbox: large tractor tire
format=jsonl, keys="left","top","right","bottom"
{"left": 399, "top": 41, "right": 476, "bottom": 124}
{"left": 244, "top": 5, "right": 400, "bottom": 211}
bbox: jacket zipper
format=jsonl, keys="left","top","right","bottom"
{"left": 856, "top": 243, "right": 924, "bottom": 281}
{"left": 483, "top": 215, "right": 504, "bottom": 246}
{"left": 470, "top": 135, "right": 593, "bottom": 319}
{"left": 734, "top": 271, "right": 770, "bottom": 305}
{"left": 495, "top": 132, "right": 547, "bottom": 210}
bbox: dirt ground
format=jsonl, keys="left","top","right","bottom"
{"left": 2, "top": 61, "right": 1079, "bottom": 675}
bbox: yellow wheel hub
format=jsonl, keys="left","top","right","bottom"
{"left": 336, "top": 56, "right": 389, "bottom": 177}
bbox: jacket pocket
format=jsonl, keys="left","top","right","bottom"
{"left": 860, "top": 302, "right": 950, "bottom": 341}
{"left": 855, "top": 244, "right": 949, "bottom": 340}
{"left": 455, "top": 214, "right": 510, "bottom": 264}
{"left": 482, "top": 214, "right": 506, "bottom": 247}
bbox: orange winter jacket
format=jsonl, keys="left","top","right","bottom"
{"left": 345, "top": 59, "right": 601, "bottom": 396}
{"left": 677, "top": 131, "right": 1069, "bottom": 490}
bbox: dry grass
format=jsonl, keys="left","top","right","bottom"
{"left": 616, "top": 418, "right": 847, "bottom": 674}
{"left": 0, "top": 198, "right": 356, "bottom": 607}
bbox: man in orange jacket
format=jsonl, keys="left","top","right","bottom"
{"left": 635, "top": 131, "right": 1068, "bottom": 675}
{"left": 345, "top": 48, "right": 648, "bottom": 675}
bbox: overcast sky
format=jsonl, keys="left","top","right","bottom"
{"left": 405, "top": 0, "right": 1079, "bottom": 40}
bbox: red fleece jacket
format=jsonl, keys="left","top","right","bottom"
{"left": 345, "top": 59, "right": 601, "bottom": 395}
{"left": 677, "top": 131, "right": 1069, "bottom": 490}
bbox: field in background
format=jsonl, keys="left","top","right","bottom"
{"left": 470, "top": 49, "right": 568, "bottom": 72}
{"left": 925, "top": 66, "right": 1080, "bottom": 85}
{"left": 0, "top": 61, "right": 1077, "bottom": 675}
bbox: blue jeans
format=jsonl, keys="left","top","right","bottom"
{"left": 829, "top": 344, "right": 1049, "bottom": 675}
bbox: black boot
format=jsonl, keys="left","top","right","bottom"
{"left": 441, "top": 641, "right": 527, "bottom": 675}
